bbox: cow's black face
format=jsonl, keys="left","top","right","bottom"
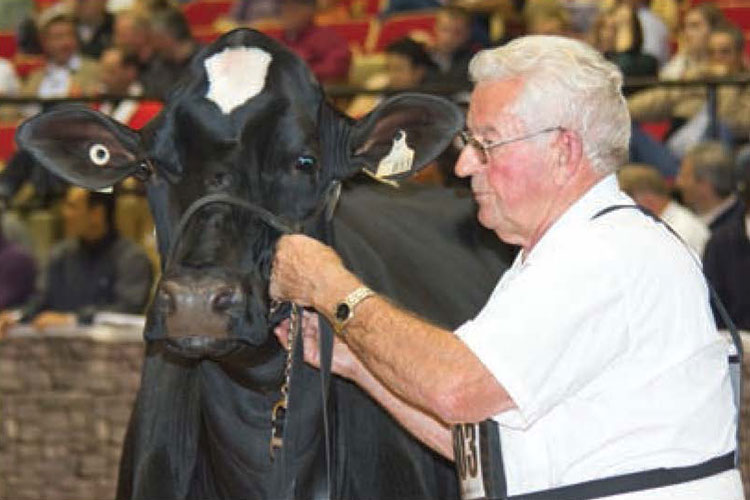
{"left": 15, "top": 28, "right": 464, "bottom": 362}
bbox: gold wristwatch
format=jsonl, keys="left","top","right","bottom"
{"left": 333, "top": 286, "right": 375, "bottom": 335}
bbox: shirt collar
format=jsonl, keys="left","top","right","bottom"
{"left": 520, "top": 174, "right": 628, "bottom": 264}
{"left": 699, "top": 194, "right": 737, "bottom": 226}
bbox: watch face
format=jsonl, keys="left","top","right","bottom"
{"left": 336, "top": 303, "right": 351, "bottom": 322}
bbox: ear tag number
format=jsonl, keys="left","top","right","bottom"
{"left": 374, "top": 130, "right": 414, "bottom": 178}
{"left": 89, "top": 144, "right": 110, "bottom": 166}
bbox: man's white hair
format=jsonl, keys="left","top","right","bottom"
{"left": 469, "top": 36, "right": 630, "bottom": 175}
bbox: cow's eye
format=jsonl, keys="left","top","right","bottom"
{"left": 295, "top": 155, "right": 318, "bottom": 171}
{"left": 88, "top": 143, "right": 110, "bottom": 166}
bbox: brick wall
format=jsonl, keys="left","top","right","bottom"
{"left": 0, "top": 331, "right": 749, "bottom": 499}
{"left": 0, "top": 330, "right": 143, "bottom": 500}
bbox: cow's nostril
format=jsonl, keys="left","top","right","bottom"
{"left": 211, "top": 286, "right": 239, "bottom": 313}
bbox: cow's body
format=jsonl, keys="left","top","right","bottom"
{"left": 17, "top": 29, "right": 513, "bottom": 499}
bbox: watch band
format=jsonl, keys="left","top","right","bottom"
{"left": 333, "top": 286, "right": 375, "bottom": 335}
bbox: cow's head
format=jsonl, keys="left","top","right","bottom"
{"left": 16, "top": 29, "right": 463, "bottom": 362}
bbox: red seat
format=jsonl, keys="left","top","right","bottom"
{"left": 370, "top": 12, "right": 437, "bottom": 52}
{"left": 0, "top": 124, "right": 17, "bottom": 163}
{"left": 182, "top": 0, "right": 233, "bottom": 28}
{"left": 324, "top": 20, "right": 372, "bottom": 51}
{"left": 722, "top": 7, "right": 750, "bottom": 30}
{"left": 0, "top": 32, "right": 16, "bottom": 60}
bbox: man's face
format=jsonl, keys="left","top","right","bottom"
{"left": 683, "top": 9, "right": 711, "bottom": 56}
{"left": 434, "top": 13, "right": 470, "bottom": 55}
{"left": 114, "top": 16, "right": 148, "bottom": 56}
{"left": 675, "top": 158, "right": 701, "bottom": 211}
{"left": 708, "top": 32, "right": 742, "bottom": 75}
{"left": 62, "top": 187, "right": 93, "bottom": 238}
{"left": 455, "top": 79, "right": 557, "bottom": 244}
{"left": 42, "top": 20, "right": 78, "bottom": 65}
{"left": 99, "top": 50, "right": 133, "bottom": 93}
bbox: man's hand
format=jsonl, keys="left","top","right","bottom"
{"left": 31, "top": 311, "right": 76, "bottom": 331}
{"left": 270, "top": 234, "right": 359, "bottom": 311}
{"left": 0, "top": 311, "right": 18, "bottom": 339}
{"left": 274, "top": 309, "right": 362, "bottom": 381}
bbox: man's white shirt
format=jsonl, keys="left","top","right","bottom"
{"left": 456, "top": 175, "right": 741, "bottom": 498}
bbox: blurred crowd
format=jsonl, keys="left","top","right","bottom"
{"left": 1, "top": 0, "right": 750, "bottom": 334}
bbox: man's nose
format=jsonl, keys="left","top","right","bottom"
{"left": 454, "top": 147, "right": 481, "bottom": 178}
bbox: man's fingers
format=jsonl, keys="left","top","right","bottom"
{"left": 274, "top": 319, "right": 291, "bottom": 347}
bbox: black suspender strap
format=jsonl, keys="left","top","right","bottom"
{"left": 508, "top": 451, "right": 735, "bottom": 500}
{"left": 453, "top": 203, "right": 742, "bottom": 500}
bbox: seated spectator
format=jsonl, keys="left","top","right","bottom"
{"left": 702, "top": 159, "right": 750, "bottom": 331}
{"left": 428, "top": 6, "right": 476, "bottom": 87}
{"left": 148, "top": 7, "right": 202, "bottom": 97}
{"left": 676, "top": 141, "right": 744, "bottom": 234}
{"left": 114, "top": 9, "right": 166, "bottom": 98}
{"left": 1, "top": 210, "right": 33, "bottom": 252}
{"left": 0, "top": 151, "right": 70, "bottom": 209}
{"left": 95, "top": 47, "right": 161, "bottom": 128}
{"left": 74, "top": 0, "right": 115, "bottom": 58}
{"left": 0, "top": 58, "right": 22, "bottom": 122}
{"left": 524, "top": 0, "right": 570, "bottom": 36}
{"left": 279, "top": 0, "right": 351, "bottom": 84}
{"left": 660, "top": 3, "right": 725, "bottom": 81}
{"left": 618, "top": 163, "right": 710, "bottom": 256}
{"left": 625, "top": 0, "right": 669, "bottom": 66}
{"left": 628, "top": 23, "right": 750, "bottom": 172}
{"left": 346, "top": 37, "right": 438, "bottom": 117}
{"left": 590, "top": 4, "right": 658, "bottom": 82}
{"left": 0, "top": 187, "right": 153, "bottom": 334}
{"left": 0, "top": 214, "right": 36, "bottom": 310}
{"left": 22, "top": 4, "right": 101, "bottom": 100}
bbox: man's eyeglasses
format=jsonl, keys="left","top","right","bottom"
{"left": 457, "top": 126, "right": 564, "bottom": 165}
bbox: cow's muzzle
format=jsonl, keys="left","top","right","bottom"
{"left": 156, "top": 276, "right": 245, "bottom": 340}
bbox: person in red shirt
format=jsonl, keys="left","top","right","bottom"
{"left": 278, "top": 0, "right": 352, "bottom": 84}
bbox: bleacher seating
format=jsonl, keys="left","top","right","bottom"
{"left": 182, "top": 0, "right": 233, "bottom": 29}
{"left": 0, "top": 124, "right": 16, "bottom": 163}
{"left": 326, "top": 19, "right": 372, "bottom": 52}
{"left": 367, "top": 11, "right": 437, "bottom": 52}
{"left": 0, "top": 33, "right": 16, "bottom": 59}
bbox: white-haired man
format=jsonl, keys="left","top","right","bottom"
{"left": 270, "top": 36, "right": 742, "bottom": 499}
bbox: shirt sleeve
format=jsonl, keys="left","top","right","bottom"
{"left": 456, "top": 230, "right": 628, "bottom": 430}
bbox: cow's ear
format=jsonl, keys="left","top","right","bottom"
{"left": 347, "top": 93, "right": 464, "bottom": 180}
{"left": 16, "top": 105, "right": 146, "bottom": 190}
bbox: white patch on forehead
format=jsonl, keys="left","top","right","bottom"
{"left": 204, "top": 47, "right": 272, "bottom": 114}
{"left": 374, "top": 130, "right": 414, "bottom": 178}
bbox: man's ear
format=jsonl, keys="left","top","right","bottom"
{"left": 345, "top": 93, "right": 464, "bottom": 180}
{"left": 16, "top": 104, "right": 147, "bottom": 190}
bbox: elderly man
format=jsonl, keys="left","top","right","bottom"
{"left": 271, "top": 36, "right": 742, "bottom": 498}
{"left": 677, "top": 140, "right": 744, "bottom": 234}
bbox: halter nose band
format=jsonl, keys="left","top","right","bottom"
{"left": 163, "top": 182, "right": 341, "bottom": 273}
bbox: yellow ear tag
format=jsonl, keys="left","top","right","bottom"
{"left": 374, "top": 130, "right": 414, "bottom": 179}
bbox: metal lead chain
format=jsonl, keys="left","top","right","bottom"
{"left": 270, "top": 304, "right": 300, "bottom": 459}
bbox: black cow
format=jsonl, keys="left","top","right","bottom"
{"left": 17, "top": 29, "right": 513, "bottom": 499}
